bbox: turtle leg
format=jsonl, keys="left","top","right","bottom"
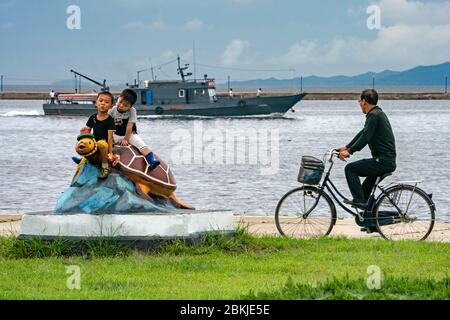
{"left": 135, "top": 183, "right": 154, "bottom": 201}
{"left": 135, "top": 183, "right": 170, "bottom": 207}
{"left": 135, "top": 183, "right": 193, "bottom": 209}
{"left": 169, "top": 194, "right": 195, "bottom": 210}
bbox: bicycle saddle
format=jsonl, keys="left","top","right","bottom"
{"left": 378, "top": 172, "right": 393, "bottom": 182}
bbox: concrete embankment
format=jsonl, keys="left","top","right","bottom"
{"left": 0, "top": 92, "right": 50, "bottom": 100}
{"left": 1, "top": 214, "right": 449, "bottom": 242}
{"left": 217, "top": 92, "right": 450, "bottom": 100}
{"left": 1, "top": 91, "right": 450, "bottom": 100}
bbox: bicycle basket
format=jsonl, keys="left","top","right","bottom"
{"left": 297, "top": 156, "right": 325, "bottom": 185}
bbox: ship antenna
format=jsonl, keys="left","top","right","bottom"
{"left": 193, "top": 40, "right": 197, "bottom": 81}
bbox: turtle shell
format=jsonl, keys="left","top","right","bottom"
{"left": 113, "top": 145, "right": 177, "bottom": 197}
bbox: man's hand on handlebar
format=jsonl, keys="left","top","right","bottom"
{"left": 339, "top": 149, "right": 350, "bottom": 161}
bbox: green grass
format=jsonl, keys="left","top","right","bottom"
{"left": 243, "top": 277, "right": 450, "bottom": 300}
{"left": 0, "top": 228, "right": 449, "bottom": 300}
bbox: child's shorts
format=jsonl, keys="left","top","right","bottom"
{"left": 113, "top": 133, "right": 148, "bottom": 151}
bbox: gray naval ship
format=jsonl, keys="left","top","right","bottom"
{"left": 43, "top": 58, "right": 306, "bottom": 117}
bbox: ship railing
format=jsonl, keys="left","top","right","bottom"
{"left": 45, "top": 98, "right": 95, "bottom": 105}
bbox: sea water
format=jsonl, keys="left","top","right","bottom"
{"left": 0, "top": 99, "right": 449, "bottom": 221}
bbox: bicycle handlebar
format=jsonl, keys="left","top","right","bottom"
{"left": 327, "top": 149, "right": 340, "bottom": 162}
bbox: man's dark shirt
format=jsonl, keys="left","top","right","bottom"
{"left": 346, "top": 106, "right": 396, "bottom": 162}
{"left": 86, "top": 114, "right": 116, "bottom": 141}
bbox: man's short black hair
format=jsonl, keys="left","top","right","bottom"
{"left": 97, "top": 91, "right": 114, "bottom": 104}
{"left": 120, "top": 89, "right": 138, "bottom": 106}
{"left": 361, "top": 89, "right": 378, "bottom": 106}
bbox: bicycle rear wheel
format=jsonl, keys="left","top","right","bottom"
{"left": 374, "top": 185, "right": 435, "bottom": 241}
{"left": 275, "top": 186, "right": 336, "bottom": 238}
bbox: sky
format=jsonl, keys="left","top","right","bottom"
{"left": 1, "top": 0, "right": 450, "bottom": 85}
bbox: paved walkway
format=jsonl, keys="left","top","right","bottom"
{"left": 236, "top": 216, "right": 450, "bottom": 242}
{"left": 0, "top": 215, "right": 22, "bottom": 237}
{"left": 1, "top": 214, "right": 449, "bottom": 242}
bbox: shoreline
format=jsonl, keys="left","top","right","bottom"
{"left": 1, "top": 91, "right": 450, "bottom": 101}
{"left": 1, "top": 214, "right": 449, "bottom": 242}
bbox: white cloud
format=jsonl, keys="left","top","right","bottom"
{"left": 0, "top": 0, "right": 16, "bottom": 9}
{"left": 270, "top": 38, "right": 352, "bottom": 68}
{"left": 131, "top": 49, "right": 195, "bottom": 81}
{"left": 160, "top": 49, "right": 193, "bottom": 61}
{"left": 221, "top": 39, "right": 250, "bottom": 66}
{"left": 228, "top": 0, "right": 256, "bottom": 4}
{"left": 161, "top": 50, "right": 177, "bottom": 60}
{"left": 272, "top": 24, "right": 450, "bottom": 75}
{"left": 377, "top": 0, "right": 450, "bottom": 26}
{"left": 121, "top": 20, "right": 169, "bottom": 31}
{"left": 122, "top": 18, "right": 205, "bottom": 32}
{"left": 347, "top": 5, "right": 366, "bottom": 17}
{"left": 0, "top": 22, "right": 15, "bottom": 29}
{"left": 112, "top": 0, "right": 162, "bottom": 7}
{"left": 271, "top": 41, "right": 319, "bottom": 65}
{"left": 182, "top": 19, "right": 203, "bottom": 31}
{"left": 271, "top": 0, "right": 450, "bottom": 75}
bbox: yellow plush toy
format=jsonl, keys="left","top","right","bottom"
{"left": 74, "top": 133, "right": 119, "bottom": 169}
{"left": 75, "top": 133, "right": 98, "bottom": 158}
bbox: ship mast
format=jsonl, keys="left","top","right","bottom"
{"left": 177, "top": 55, "right": 192, "bottom": 82}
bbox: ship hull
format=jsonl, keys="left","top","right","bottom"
{"left": 43, "top": 93, "right": 305, "bottom": 117}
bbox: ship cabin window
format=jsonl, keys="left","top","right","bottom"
{"left": 193, "top": 89, "right": 206, "bottom": 96}
{"left": 141, "top": 92, "right": 147, "bottom": 105}
{"left": 178, "top": 89, "right": 185, "bottom": 98}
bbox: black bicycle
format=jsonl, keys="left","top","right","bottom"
{"left": 275, "top": 150, "right": 436, "bottom": 241}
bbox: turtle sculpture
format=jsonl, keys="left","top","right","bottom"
{"left": 71, "top": 133, "right": 193, "bottom": 211}
{"left": 112, "top": 144, "right": 192, "bottom": 209}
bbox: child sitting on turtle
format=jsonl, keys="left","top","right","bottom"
{"left": 108, "top": 89, "right": 160, "bottom": 170}
{"left": 75, "top": 91, "right": 116, "bottom": 179}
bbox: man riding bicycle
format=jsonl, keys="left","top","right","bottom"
{"left": 337, "top": 89, "right": 397, "bottom": 210}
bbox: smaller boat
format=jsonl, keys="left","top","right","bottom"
{"left": 56, "top": 92, "right": 98, "bottom": 103}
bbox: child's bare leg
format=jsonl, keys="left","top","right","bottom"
{"left": 97, "top": 143, "right": 109, "bottom": 163}
{"left": 97, "top": 143, "right": 110, "bottom": 179}
{"left": 129, "top": 134, "right": 160, "bottom": 170}
{"left": 141, "top": 147, "right": 150, "bottom": 157}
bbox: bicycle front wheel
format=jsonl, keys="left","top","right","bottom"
{"left": 374, "top": 185, "right": 435, "bottom": 241}
{"left": 275, "top": 186, "right": 336, "bottom": 239}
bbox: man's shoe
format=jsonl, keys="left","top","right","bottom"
{"left": 344, "top": 199, "right": 367, "bottom": 210}
{"left": 360, "top": 226, "right": 379, "bottom": 234}
{"left": 98, "top": 166, "right": 110, "bottom": 180}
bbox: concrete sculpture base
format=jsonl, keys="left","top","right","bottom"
{"left": 18, "top": 210, "right": 235, "bottom": 247}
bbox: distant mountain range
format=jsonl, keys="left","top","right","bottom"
{"left": 218, "top": 62, "right": 450, "bottom": 89}
{"left": 51, "top": 79, "right": 97, "bottom": 87}
{"left": 12, "top": 61, "right": 445, "bottom": 91}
